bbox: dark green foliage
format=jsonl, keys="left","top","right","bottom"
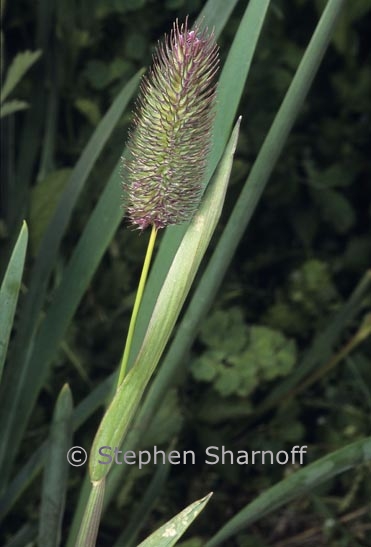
{"left": 191, "top": 308, "right": 297, "bottom": 397}
{"left": 265, "top": 259, "right": 340, "bottom": 336}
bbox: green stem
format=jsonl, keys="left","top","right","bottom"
{"left": 117, "top": 224, "right": 158, "bottom": 388}
{"left": 76, "top": 479, "right": 105, "bottom": 547}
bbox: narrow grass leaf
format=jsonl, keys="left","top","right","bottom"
{"left": 137, "top": 493, "right": 212, "bottom": 547}
{"left": 0, "top": 100, "right": 29, "bottom": 118}
{"left": 38, "top": 384, "right": 73, "bottom": 547}
{"left": 89, "top": 119, "right": 241, "bottom": 482}
{"left": 0, "top": 445, "right": 45, "bottom": 522}
{"left": 0, "top": 50, "right": 42, "bottom": 103}
{"left": 65, "top": 474, "right": 92, "bottom": 547}
{"left": 0, "top": 71, "right": 142, "bottom": 488}
{"left": 196, "top": 0, "right": 239, "bottom": 36}
{"left": 11, "top": 0, "right": 56, "bottom": 242}
{"left": 113, "top": 456, "right": 171, "bottom": 547}
{"left": 0, "top": 221, "right": 28, "bottom": 382}
{"left": 205, "top": 437, "right": 371, "bottom": 546}
{"left": 37, "top": 49, "right": 59, "bottom": 182}
{"left": 208, "top": 0, "right": 270, "bottom": 168}
{"left": 3, "top": 523, "right": 37, "bottom": 547}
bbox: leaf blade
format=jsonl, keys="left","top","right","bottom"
{"left": 205, "top": 437, "right": 371, "bottom": 546}
{"left": 0, "top": 50, "right": 42, "bottom": 103}
{"left": 137, "top": 493, "right": 212, "bottom": 547}
{"left": 38, "top": 384, "right": 73, "bottom": 547}
{"left": 0, "top": 100, "right": 29, "bottom": 118}
{"left": 0, "top": 221, "right": 28, "bottom": 382}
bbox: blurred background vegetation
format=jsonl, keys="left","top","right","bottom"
{"left": 1, "top": 0, "right": 370, "bottom": 545}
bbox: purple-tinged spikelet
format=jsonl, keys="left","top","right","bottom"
{"left": 122, "top": 18, "right": 219, "bottom": 230}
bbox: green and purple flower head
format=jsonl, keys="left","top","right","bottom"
{"left": 122, "top": 18, "right": 219, "bottom": 230}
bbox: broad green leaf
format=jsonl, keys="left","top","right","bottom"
{"left": 205, "top": 437, "right": 371, "bottom": 546}
{"left": 0, "top": 50, "right": 42, "bottom": 103}
{"left": 312, "top": 187, "right": 356, "bottom": 233}
{"left": 89, "top": 119, "right": 241, "bottom": 482}
{"left": 191, "top": 321, "right": 297, "bottom": 398}
{"left": 0, "top": 100, "right": 29, "bottom": 117}
{"left": 38, "top": 384, "right": 73, "bottom": 547}
{"left": 0, "top": 221, "right": 28, "bottom": 382}
{"left": 137, "top": 493, "right": 212, "bottom": 547}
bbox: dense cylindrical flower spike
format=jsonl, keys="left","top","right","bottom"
{"left": 122, "top": 18, "right": 219, "bottom": 230}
